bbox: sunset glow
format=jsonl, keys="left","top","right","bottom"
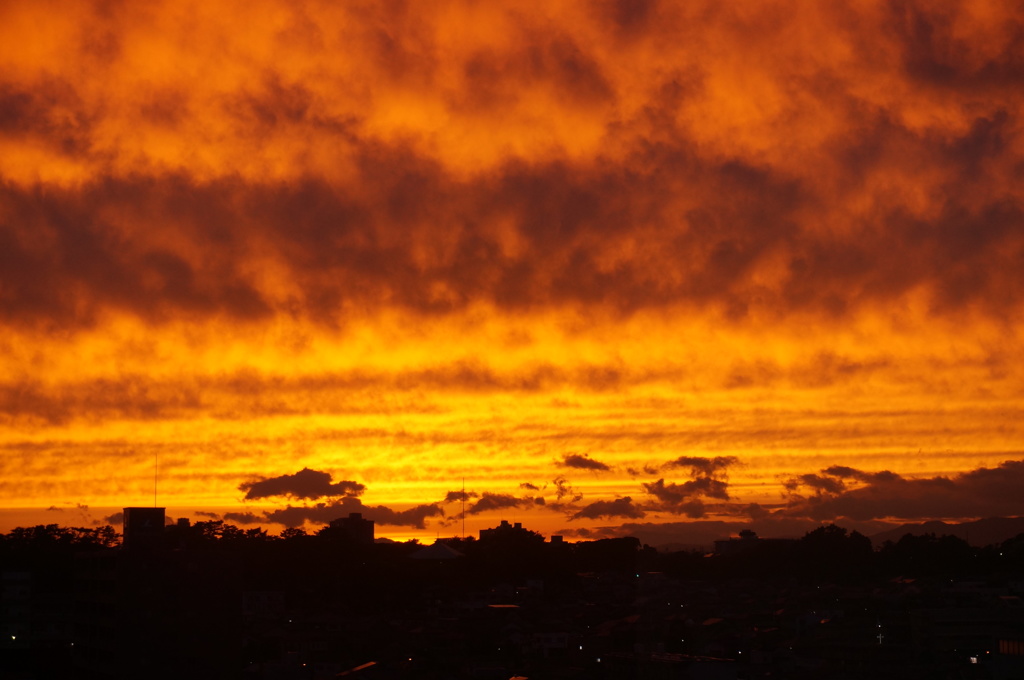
{"left": 2, "top": 0, "right": 1023, "bottom": 543}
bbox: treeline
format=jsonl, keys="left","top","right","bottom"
{"left": 662, "top": 524, "right": 1024, "bottom": 583}
{"left": 4, "top": 521, "right": 1024, "bottom": 584}
{"left": 0, "top": 524, "right": 118, "bottom": 569}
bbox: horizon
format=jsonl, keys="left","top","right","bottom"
{"left": 7, "top": 506, "right": 1024, "bottom": 552}
{"left": 2, "top": 2, "right": 1023, "bottom": 547}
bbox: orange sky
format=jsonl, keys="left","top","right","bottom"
{"left": 1, "top": 0, "right": 1023, "bottom": 544}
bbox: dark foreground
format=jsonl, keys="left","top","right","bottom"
{"left": 2, "top": 521, "right": 1024, "bottom": 679}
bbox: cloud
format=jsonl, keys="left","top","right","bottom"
{"left": 781, "top": 460, "right": 1024, "bottom": 521}
{"left": 223, "top": 511, "right": 262, "bottom": 525}
{"left": 636, "top": 454, "right": 737, "bottom": 516}
{"left": 552, "top": 476, "right": 583, "bottom": 503}
{"left": 560, "top": 453, "right": 612, "bottom": 471}
{"left": 519, "top": 482, "right": 540, "bottom": 491}
{"left": 0, "top": 1, "right": 1023, "bottom": 525}
{"left": 263, "top": 497, "right": 443, "bottom": 529}
{"left": 464, "top": 492, "right": 531, "bottom": 515}
{"left": 570, "top": 496, "right": 646, "bottom": 521}
{"left": 641, "top": 479, "right": 712, "bottom": 517}
{"left": 663, "top": 456, "right": 739, "bottom": 476}
{"left": 45, "top": 502, "right": 95, "bottom": 524}
{"left": 239, "top": 468, "right": 365, "bottom": 501}
{"left": 1, "top": 2, "right": 1022, "bottom": 331}
{"left": 783, "top": 473, "right": 848, "bottom": 495}
{"left": 444, "top": 490, "right": 479, "bottom": 503}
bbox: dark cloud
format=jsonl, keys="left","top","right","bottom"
{"left": 637, "top": 454, "right": 736, "bottom": 516}
{"left": 0, "top": 376, "right": 203, "bottom": 426}
{"left": 822, "top": 465, "right": 859, "bottom": 478}
{"left": 0, "top": 3, "right": 1021, "bottom": 332}
{"left": 0, "top": 364, "right": 645, "bottom": 427}
{"left": 0, "top": 180, "right": 274, "bottom": 329}
{"left": 263, "top": 497, "right": 443, "bottom": 529}
{"left": 1, "top": 126, "right": 1021, "bottom": 330}
{"left": 889, "top": 3, "right": 1024, "bottom": 90}
{"left": 560, "top": 453, "right": 611, "bottom": 471}
{"left": 444, "top": 490, "right": 478, "bottom": 503}
{"left": 239, "top": 468, "right": 365, "bottom": 501}
{"left": 822, "top": 466, "right": 901, "bottom": 484}
{"left": 785, "top": 465, "right": 905, "bottom": 496}
{"left": 782, "top": 460, "right": 1024, "bottom": 521}
{"left": 783, "top": 473, "right": 848, "bottom": 495}
{"left": 519, "top": 482, "right": 540, "bottom": 491}
{"left": 464, "top": 492, "right": 531, "bottom": 515}
{"left": 570, "top": 496, "right": 646, "bottom": 521}
{"left": 663, "top": 456, "right": 739, "bottom": 476}
{"left": 223, "top": 512, "right": 262, "bottom": 525}
{"left": 641, "top": 479, "right": 713, "bottom": 517}
{"left": 2, "top": 2, "right": 1024, "bottom": 527}
{"left": 103, "top": 512, "right": 123, "bottom": 525}
{"left": 552, "top": 476, "right": 583, "bottom": 503}
{"left": 741, "top": 503, "right": 771, "bottom": 520}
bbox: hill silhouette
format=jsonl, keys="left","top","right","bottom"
{"left": 869, "top": 516, "right": 1024, "bottom": 547}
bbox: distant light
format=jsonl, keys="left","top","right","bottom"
{"left": 579, "top": 645, "right": 583, "bottom": 650}
{"left": 970, "top": 656, "right": 978, "bottom": 664}
{"left": 596, "top": 657, "right": 601, "bottom": 663}
{"left": 10, "top": 636, "right": 15, "bottom": 640}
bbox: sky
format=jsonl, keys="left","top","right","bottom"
{"left": 1, "top": 0, "right": 1023, "bottom": 545}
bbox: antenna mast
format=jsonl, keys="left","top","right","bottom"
{"left": 462, "top": 477, "right": 466, "bottom": 540}
{"left": 154, "top": 449, "right": 159, "bottom": 507}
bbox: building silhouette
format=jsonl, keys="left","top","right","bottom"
{"left": 329, "top": 512, "right": 374, "bottom": 544}
{"left": 122, "top": 507, "right": 165, "bottom": 550}
{"left": 480, "top": 519, "right": 529, "bottom": 540}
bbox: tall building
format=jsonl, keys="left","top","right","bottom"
{"left": 480, "top": 520, "right": 537, "bottom": 541}
{"left": 329, "top": 512, "right": 374, "bottom": 544}
{"left": 122, "top": 507, "right": 165, "bottom": 550}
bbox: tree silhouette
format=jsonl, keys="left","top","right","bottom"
{"left": 879, "top": 532, "right": 975, "bottom": 576}
{"left": 797, "top": 523, "right": 873, "bottom": 581}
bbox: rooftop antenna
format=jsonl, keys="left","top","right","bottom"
{"left": 461, "top": 477, "right": 466, "bottom": 541}
{"left": 154, "top": 449, "right": 159, "bottom": 507}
